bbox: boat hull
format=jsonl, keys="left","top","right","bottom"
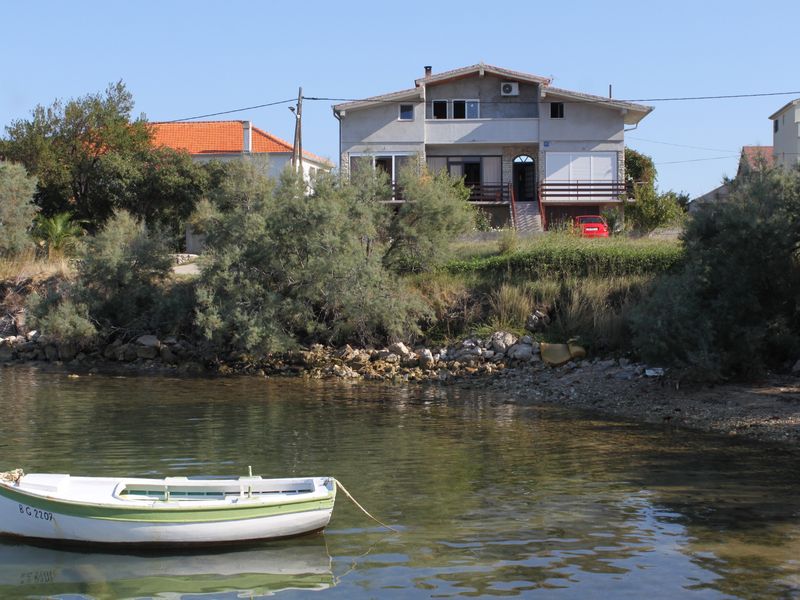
{"left": 0, "top": 475, "right": 336, "bottom": 546}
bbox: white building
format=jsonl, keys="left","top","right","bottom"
{"left": 770, "top": 99, "right": 800, "bottom": 170}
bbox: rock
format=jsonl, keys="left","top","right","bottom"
{"left": 490, "top": 331, "right": 517, "bottom": 353}
{"left": 102, "top": 344, "right": 117, "bottom": 360}
{"left": 540, "top": 343, "right": 572, "bottom": 367}
{"left": 618, "top": 358, "right": 631, "bottom": 368}
{"left": 0, "top": 345, "right": 14, "bottom": 362}
{"left": 135, "top": 335, "right": 161, "bottom": 349}
{"left": 507, "top": 343, "right": 534, "bottom": 361}
{"left": 160, "top": 346, "right": 178, "bottom": 364}
{"left": 793, "top": 359, "right": 800, "bottom": 375}
{"left": 44, "top": 344, "right": 59, "bottom": 362}
{"left": 383, "top": 353, "right": 400, "bottom": 364}
{"left": 520, "top": 335, "right": 533, "bottom": 345}
{"left": 419, "top": 348, "right": 435, "bottom": 368}
{"left": 567, "top": 342, "right": 586, "bottom": 360}
{"left": 137, "top": 345, "right": 158, "bottom": 360}
{"left": 120, "top": 344, "right": 138, "bottom": 362}
{"left": 388, "top": 342, "right": 410, "bottom": 357}
{"left": 400, "top": 353, "right": 419, "bottom": 368}
{"left": 163, "top": 336, "right": 178, "bottom": 345}
{"left": 26, "top": 330, "right": 39, "bottom": 342}
{"left": 525, "top": 310, "right": 550, "bottom": 332}
{"left": 58, "top": 342, "right": 77, "bottom": 362}
{"left": 645, "top": 367, "right": 665, "bottom": 377}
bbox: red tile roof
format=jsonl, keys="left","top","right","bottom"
{"left": 149, "top": 121, "right": 332, "bottom": 166}
{"left": 740, "top": 146, "right": 774, "bottom": 170}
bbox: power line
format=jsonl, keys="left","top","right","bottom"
{"left": 655, "top": 155, "right": 739, "bottom": 165}
{"left": 164, "top": 98, "right": 295, "bottom": 123}
{"left": 628, "top": 136, "right": 738, "bottom": 154}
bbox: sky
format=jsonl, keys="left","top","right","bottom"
{"left": 1, "top": 0, "right": 796, "bottom": 198}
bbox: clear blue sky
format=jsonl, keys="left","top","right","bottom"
{"left": 1, "top": 0, "right": 795, "bottom": 197}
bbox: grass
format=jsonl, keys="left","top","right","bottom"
{"left": 0, "top": 251, "right": 74, "bottom": 284}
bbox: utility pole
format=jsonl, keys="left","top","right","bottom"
{"left": 291, "top": 87, "right": 303, "bottom": 173}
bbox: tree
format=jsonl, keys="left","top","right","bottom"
{"left": 32, "top": 212, "right": 84, "bottom": 259}
{"left": 626, "top": 185, "right": 684, "bottom": 234}
{"left": 195, "top": 163, "right": 429, "bottom": 353}
{"left": 625, "top": 148, "right": 656, "bottom": 188}
{"left": 630, "top": 165, "right": 800, "bottom": 380}
{"left": 0, "top": 161, "right": 39, "bottom": 255}
{"left": 1, "top": 82, "right": 208, "bottom": 240}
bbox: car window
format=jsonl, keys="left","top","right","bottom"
{"left": 577, "top": 217, "right": 604, "bottom": 224}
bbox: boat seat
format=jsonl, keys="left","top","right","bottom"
{"left": 21, "top": 474, "right": 70, "bottom": 494}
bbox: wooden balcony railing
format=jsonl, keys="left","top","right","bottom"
{"left": 540, "top": 180, "right": 631, "bottom": 201}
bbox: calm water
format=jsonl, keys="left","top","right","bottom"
{"left": 0, "top": 367, "right": 799, "bottom": 599}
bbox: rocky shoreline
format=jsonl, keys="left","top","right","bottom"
{"left": 2, "top": 330, "right": 800, "bottom": 446}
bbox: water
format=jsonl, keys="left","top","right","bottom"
{"left": 0, "top": 367, "right": 799, "bottom": 599}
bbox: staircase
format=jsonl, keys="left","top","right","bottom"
{"left": 512, "top": 202, "right": 543, "bottom": 235}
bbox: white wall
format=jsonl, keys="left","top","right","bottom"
{"left": 773, "top": 105, "right": 800, "bottom": 170}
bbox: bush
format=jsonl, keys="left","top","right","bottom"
{"left": 0, "top": 161, "right": 38, "bottom": 255}
{"left": 626, "top": 184, "right": 684, "bottom": 234}
{"left": 630, "top": 165, "right": 800, "bottom": 379}
{"left": 27, "top": 294, "right": 96, "bottom": 346}
{"left": 497, "top": 228, "right": 518, "bottom": 255}
{"left": 488, "top": 283, "right": 530, "bottom": 331}
{"left": 196, "top": 166, "right": 429, "bottom": 353}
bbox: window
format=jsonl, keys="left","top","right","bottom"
{"left": 774, "top": 119, "right": 779, "bottom": 133}
{"left": 452, "top": 100, "right": 479, "bottom": 119}
{"left": 399, "top": 104, "right": 414, "bottom": 121}
{"left": 433, "top": 100, "right": 447, "bottom": 119}
{"left": 550, "top": 102, "right": 564, "bottom": 119}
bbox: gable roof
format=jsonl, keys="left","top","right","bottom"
{"left": 769, "top": 99, "right": 800, "bottom": 121}
{"left": 149, "top": 121, "right": 332, "bottom": 166}
{"left": 333, "top": 63, "right": 652, "bottom": 124}
{"left": 739, "top": 145, "right": 774, "bottom": 171}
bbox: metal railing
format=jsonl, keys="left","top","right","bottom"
{"left": 540, "top": 180, "right": 630, "bottom": 201}
{"left": 388, "top": 183, "right": 514, "bottom": 204}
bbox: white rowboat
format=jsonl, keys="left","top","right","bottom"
{"left": 0, "top": 470, "right": 336, "bottom": 547}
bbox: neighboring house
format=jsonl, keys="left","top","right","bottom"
{"left": 689, "top": 146, "right": 774, "bottom": 212}
{"left": 770, "top": 99, "right": 800, "bottom": 170}
{"left": 150, "top": 120, "right": 333, "bottom": 253}
{"left": 150, "top": 120, "right": 333, "bottom": 181}
{"left": 333, "top": 63, "right": 653, "bottom": 231}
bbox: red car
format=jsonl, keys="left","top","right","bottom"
{"left": 574, "top": 215, "right": 609, "bottom": 238}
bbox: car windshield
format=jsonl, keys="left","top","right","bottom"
{"left": 577, "top": 217, "right": 604, "bottom": 224}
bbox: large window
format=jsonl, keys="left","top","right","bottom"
{"left": 399, "top": 104, "right": 414, "bottom": 121}
{"left": 433, "top": 100, "right": 448, "bottom": 119}
{"left": 453, "top": 100, "right": 479, "bottom": 119}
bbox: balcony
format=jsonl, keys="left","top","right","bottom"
{"left": 540, "top": 180, "right": 631, "bottom": 204}
{"left": 425, "top": 118, "right": 539, "bottom": 145}
{"left": 388, "top": 183, "right": 513, "bottom": 205}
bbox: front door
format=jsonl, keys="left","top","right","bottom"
{"left": 513, "top": 160, "right": 537, "bottom": 202}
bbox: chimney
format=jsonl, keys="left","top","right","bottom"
{"left": 424, "top": 65, "right": 432, "bottom": 77}
{"left": 242, "top": 120, "right": 252, "bottom": 153}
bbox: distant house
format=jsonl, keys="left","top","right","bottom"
{"left": 150, "top": 120, "right": 333, "bottom": 180}
{"left": 150, "top": 120, "right": 333, "bottom": 252}
{"left": 770, "top": 99, "right": 800, "bottom": 170}
{"left": 333, "top": 63, "right": 653, "bottom": 232}
{"left": 689, "top": 146, "right": 774, "bottom": 212}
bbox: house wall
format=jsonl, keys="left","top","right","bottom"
{"left": 425, "top": 75, "right": 540, "bottom": 118}
{"left": 539, "top": 100, "right": 624, "bottom": 143}
{"left": 773, "top": 105, "right": 800, "bottom": 170}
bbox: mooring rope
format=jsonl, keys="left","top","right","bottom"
{"left": 333, "top": 478, "right": 399, "bottom": 533}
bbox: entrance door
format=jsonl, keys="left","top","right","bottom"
{"left": 513, "top": 156, "right": 536, "bottom": 202}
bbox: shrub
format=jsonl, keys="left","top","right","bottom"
{"left": 488, "top": 283, "right": 531, "bottom": 331}
{"left": 0, "top": 161, "right": 39, "bottom": 255}
{"left": 497, "top": 228, "right": 518, "bottom": 255}
{"left": 630, "top": 165, "right": 800, "bottom": 379}
{"left": 626, "top": 184, "right": 684, "bottom": 234}
{"left": 27, "top": 293, "right": 96, "bottom": 346}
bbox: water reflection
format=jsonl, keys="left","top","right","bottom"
{"left": 1, "top": 367, "right": 800, "bottom": 598}
{"left": 0, "top": 538, "right": 333, "bottom": 599}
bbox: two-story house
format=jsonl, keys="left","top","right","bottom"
{"left": 770, "top": 99, "right": 800, "bottom": 170}
{"left": 333, "top": 64, "right": 652, "bottom": 231}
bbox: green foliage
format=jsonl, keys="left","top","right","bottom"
{"left": 445, "top": 235, "right": 684, "bottom": 279}
{"left": 77, "top": 210, "right": 178, "bottom": 333}
{"left": 0, "top": 161, "right": 39, "bottom": 255}
{"left": 27, "top": 293, "right": 96, "bottom": 346}
{"left": 625, "top": 148, "right": 656, "bottom": 187}
{"left": 488, "top": 283, "right": 531, "bottom": 331}
{"left": 497, "top": 228, "right": 519, "bottom": 255}
{"left": 626, "top": 184, "right": 685, "bottom": 234}
{"left": 601, "top": 206, "right": 624, "bottom": 235}
{"left": 630, "top": 166, "right": 800, "bottom": 380}
{"left": 1, "top": 82, "right": 208, "bottom": 238}
{"left": 383, "top": 167, "right": 475, "bottom": 273}
{"left": 196, "top": 166, "right": 429, "bottom": 353}
{"left": 32, "top": 212, "right": 84, "bottom": 258}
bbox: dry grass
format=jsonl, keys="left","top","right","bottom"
{"left": 0, "top": 251, "right": 74, "bottom": 284}
{"left": 488, "top": 283, "right": 531, "bottom": 332}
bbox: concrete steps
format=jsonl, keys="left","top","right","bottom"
{"left": 513, "top": 202, "right": 543, "bottom": 234}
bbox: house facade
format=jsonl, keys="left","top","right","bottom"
{"left": 150, "top": 120, "right": 332, "bottom": 252}
{"left": 770, "top": 100, "right": 800, "bottom": 170}
{"left": 150, "top": 120, "right": 333, "bottom": 181}
{"left": 333, "top": 64, "right": 652, "bottom": 231}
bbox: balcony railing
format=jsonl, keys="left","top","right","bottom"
{"left": 540, "top": 180, "right": 631, "bottom": 202}
{"left": 388, "top": 183, "right": 514, "bottom": 205}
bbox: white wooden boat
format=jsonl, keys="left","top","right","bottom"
{"left": 0, "top": 469, "right": 336, "bottom": 546}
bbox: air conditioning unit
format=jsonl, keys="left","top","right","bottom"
{"left": 500, "top": 81, "right": 519, "bottom": 96}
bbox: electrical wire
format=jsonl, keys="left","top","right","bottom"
{"left": 164, "top": 98, "right": 295, "bottom": 123}
{"left": 655, "top": 155, "right": 740, "bottom": 165}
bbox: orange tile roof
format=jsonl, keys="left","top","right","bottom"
{"left": 740, "top": 145, "right": 774, "bottom": 170}
{"left": 149, "top": 121, "right": 332, "bottom": 166}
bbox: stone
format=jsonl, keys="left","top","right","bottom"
{"left": 44, "top": 344, "right": 59, "bottom": 362}
{"left": 163, "top": 336, "right": 178, "bottom": 345}
{"left": 618, "top": 358, "right": 631, "bottom": 368}
{"left": 520, "top": 335, "right": 533, "bottom": 345}
{"left": 388, "top": 342, "right": 410, "bottom": 357}
{"left": 137, "top": 345, "right": 158, "bottom": 360}
{"left": 58, "top": 342, "right": 77, "bottom": 362}
{"left": 121, "top": 344, "right": 139, "bottom": 362}
{"left": 135, "top": 335, "right": 161, "bottom": 349}
{"left": 26, "top": 330, "right": 39, "bottom": 342}
{"left": 103, "top": 344, "right": 117, "bottom": 360}
{"left": 419, "top": 348, "right": 435, "bottom": 368}
{"left": 525, "top": 310, "right": 550, "bottom": 332}
{"left": 0, "top": 345, "right": 14, "bottom": 362}
{"left": 792, "top": 359, "right": 800, "bottom": 375}
{"left": 507, "top": 343, "right": 534, "bottom": 361}
{"left": 490, "top": 331, "right": 517, "bottom": 354}
{"left": 160, "top": 346, "right": 178, "bottom": 364}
